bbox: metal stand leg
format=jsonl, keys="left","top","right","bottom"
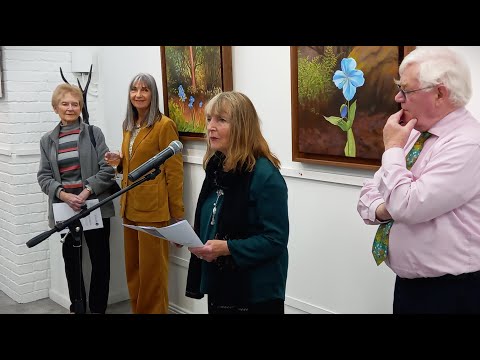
{"left": 68, "top": 219, "right": 85, "bottom": 314}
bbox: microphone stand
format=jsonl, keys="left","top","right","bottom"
{"left": 26, "top": 167, "right": 163, "bottom": 314}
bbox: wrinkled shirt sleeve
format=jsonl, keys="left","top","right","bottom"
{"left": 358, "top": 168, "right": 387, "bottom": 225}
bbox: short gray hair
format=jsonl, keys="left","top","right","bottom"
{"left": 400, "top": 47, "right": 471, "bottom": 107}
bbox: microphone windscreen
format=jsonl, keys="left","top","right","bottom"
{"left": 171, "top": 140, "right": 183, "bottom": 153}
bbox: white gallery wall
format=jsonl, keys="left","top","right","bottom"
{"left": 97, "top": 46, "right": 480, "bottom": 314}
{"left": 1, "top": 46, "right": 479, "bottom": 313}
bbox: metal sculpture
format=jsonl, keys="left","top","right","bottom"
{"left": 59, "top": 64, "right": 93, "bottom": 124}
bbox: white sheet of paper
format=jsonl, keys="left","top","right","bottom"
{"left": 123, "top": 220, "right": 203, "bottom": 247}
{"left": 53, "top": 199, "right": 104, "bottom": 234}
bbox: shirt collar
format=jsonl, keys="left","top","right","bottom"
{"left": 427, "top": 107, "right": 468, "bottom": 138}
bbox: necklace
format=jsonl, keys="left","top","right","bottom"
{"left": 210, "top": 189, "right": 224, "bottom": 226}
{"left": 135, "top": 118, "right": 145, "bottom": 129}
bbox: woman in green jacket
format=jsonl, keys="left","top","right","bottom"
{"left": 186, "top": 91, "right": 289, "bottom": 314}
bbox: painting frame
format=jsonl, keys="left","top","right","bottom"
{"left": 291, "top": 46, "right": 415, "bottom": 170}
{"left": 160, "top": 46, "right": 233, "bottom": 142}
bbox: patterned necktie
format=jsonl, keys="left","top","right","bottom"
{"left": 372, "top": 132, "right": 432, "bottom": 265}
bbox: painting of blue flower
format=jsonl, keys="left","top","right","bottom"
{"left": 294, "top": 45, "right": 406, "bottom": 168}
{"left": 324, "top": 57, "right": 365, "bottom": 157}
{"left": 333, "top": 58, "right": 365, "bottom": 101}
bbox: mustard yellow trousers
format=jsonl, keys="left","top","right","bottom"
{"left": 123, "top": 218, "right": 170, "bottom": 314}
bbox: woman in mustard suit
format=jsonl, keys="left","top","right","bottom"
{"left": 105, "top": 73, "right": 184, "bottom": 313}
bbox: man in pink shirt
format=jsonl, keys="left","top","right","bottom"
{"left": 358, "top": 47, "right": 480, "bottom": 314}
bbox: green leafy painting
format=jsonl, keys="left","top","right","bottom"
{"left": 161, "top": 46, "right": 230, "bottom": 138}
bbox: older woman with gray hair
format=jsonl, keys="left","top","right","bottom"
{"left": 38, "top": 83, "right": 115, "bottom": 314}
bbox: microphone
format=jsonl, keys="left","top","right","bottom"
{"left": 128, "top": 140, "right": 183, "bottom": 182}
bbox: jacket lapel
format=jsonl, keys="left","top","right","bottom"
{"left": 48, "top": 123, "right": 62, "bottom": 181}
{"left": 131, "top": 126, "right": 153, "bottom": 159}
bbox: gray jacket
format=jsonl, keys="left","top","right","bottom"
{"left": 37, "top": 120, "right": 115, "bottom": 228}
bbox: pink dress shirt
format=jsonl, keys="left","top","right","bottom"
{"left": 358, "top": 107, "right": 480, "bottom": 278}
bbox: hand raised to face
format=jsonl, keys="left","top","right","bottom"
{"left": 383, "top": 109, "right": 417, "bottom": 151}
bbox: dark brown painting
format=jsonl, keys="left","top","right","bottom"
{"left": 291, "top": 46, "right": 414, "bottom": 170}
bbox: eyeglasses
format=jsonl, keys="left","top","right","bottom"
{"left": 396, "top": 84, "right": 437, "bottom": 99}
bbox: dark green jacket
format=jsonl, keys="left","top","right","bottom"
{"left": 199, "top": 157, "right": 289, "bottom": 303}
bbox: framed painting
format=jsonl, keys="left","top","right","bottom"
{"left": 160, "top": 46, "right": 233, "bottom": 141}
{"left": 291, "top": 46, "right": 415, "bottom": 170}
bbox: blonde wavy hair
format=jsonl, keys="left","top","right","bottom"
{"left": 51, "top": 83, "right": 83, "bottom": 110}
{"left": 203, "top": 91, "right": 280, "bottom": 172}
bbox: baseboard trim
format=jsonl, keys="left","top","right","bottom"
{"left": 285, "top": 295, "right": 334, "bottom": 314}
{"left": 49, "top": 287, "right": 132, "bottom": 310}
{"left": 108, "top": 288, "right": 130, "bottom": 304}
{"left": 49, "top": 289, "right": 70, "bottom": 309}
{"left": 168, "top": 303, "right": 191, "bottom": 314}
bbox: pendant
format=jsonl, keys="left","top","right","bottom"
{"left": 210, "top": 189, "right": 224, "bottom": 226}
{"left": 210, "top": 206, "right": 217, "bottom": 225}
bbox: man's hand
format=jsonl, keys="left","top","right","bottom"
{"left": 375, "top": 203, "right": 392, "bottom": 221}
{"left": 383, "top": 109, "right": 417, "bottom": 150}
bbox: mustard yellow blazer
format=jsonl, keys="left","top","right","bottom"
{"left": 120, "top": 115, "right": 184, "bottom": 222}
